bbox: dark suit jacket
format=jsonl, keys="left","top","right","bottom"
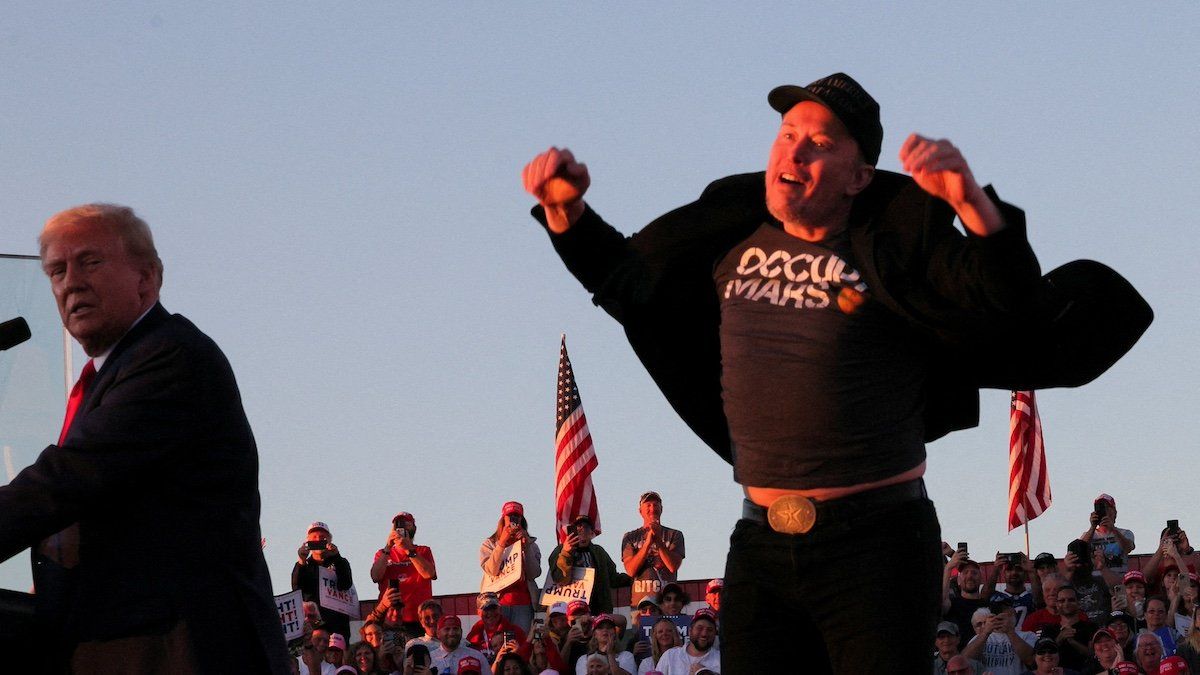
{"left": 0, "top": 303, "right": 290, "bottom": 673}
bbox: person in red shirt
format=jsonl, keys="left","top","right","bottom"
{"left": 467, "top": 592, "right": 528, "bottom": 663}
{"left": 1023, "top": 572, "right": 1069, "bottom": 634}
{"left": 370, "top": 512, "right": 437, "bottom": 636}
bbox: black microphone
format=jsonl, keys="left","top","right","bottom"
{"left": 0, "top": 317, "right": 32, "bottom": 351}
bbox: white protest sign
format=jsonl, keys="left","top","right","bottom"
{"left": 539, "top": 566, "right": 595, "bottom": 606}
{"left": 318, "top": 564, "right": 360, "bottom": 619}
{"left": 275, "top": 589, "right": 305, "bottom": 642}
{"left": 481, "top": 540, "right": 524, "bottom": 593}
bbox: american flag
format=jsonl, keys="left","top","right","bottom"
{"left": 555, "top": 335, "right": 601, "bottom": 543}
{"left": 1008, "top": 390, "right": 1052, "bottom": 531}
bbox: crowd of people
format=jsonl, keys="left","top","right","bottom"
{"left": 936, "top": 494, "right": 1198, "bottom": 675}
{"left": 292, "top": 492, "right": 720, "bottom": 675}
{"left": 288, "top": 487, "right": 1200, "bottom": 672}
{"left": 289, "top": 491, "right": 1199, "bottom": 675}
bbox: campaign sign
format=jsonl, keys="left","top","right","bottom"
{"left": 637, "top": 613, "right": 691, "bottom": 644}
{"left": 539, "top": 566, "right": 595, "bottom": 606}
{"left": 481, "top": 541, "right": 524, "bottom": 593}
{"left": 275, "top": 589, "right": 305, "bottom": 642}
{"left": 318, "top": 565, "right": 360, "bottom": 619}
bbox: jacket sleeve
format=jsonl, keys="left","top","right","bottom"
{"left": 525, "top": 539, "right": 543, "bottom": 581}
{"left": 534, "top": 203, "right": 636, "bottom": 297}
{"left": 532, "top": 173, "right": 767, "bottom": 324}
{"left": 917, "top": 186, "right": 1041, "bottom": 316}
{"left": 0, "top": 317, "right": 249, "bottom": 563}
{"left": 333, "top": 556, "right": 353, "bottom": 590}
{"left": 480, "top": 537, "right": 500, "bottom": 574}
{"left": 548, "top": 544, "right": 571, "bottom": 582}
{"left": 603, "top": 547, "right": 632, "bottom": 589}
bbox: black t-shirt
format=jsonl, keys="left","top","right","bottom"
{"left": 1040, "top": 620, "right": 1098, "bottom": 670}
{"left": 945, "top": 594, "right": 989, "bottom": 649}
{"left": 713, "top": 223, "right": 928, "bottom": 488}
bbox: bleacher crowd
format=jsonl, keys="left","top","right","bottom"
{"left": 289, "top": 491, "right": 1197, "bottom": 675}
{"left": 291, "top": 492, "right": 717, "bottom": 675}
{"left": 936, "top": 494, "right": 1198, "bottom": 675}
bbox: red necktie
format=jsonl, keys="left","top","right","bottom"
{"left": 40, "top": 359, "right": 95, "bottom": 569}
{"left": 58, "top": 359, "right": 96, "bottom": 444}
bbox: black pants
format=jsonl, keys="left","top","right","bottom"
{"left": 720, "top": 493, "right": 943, "bottom": 674}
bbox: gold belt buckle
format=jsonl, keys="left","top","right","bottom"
{"left": 767, "top": 494, "right": 817, "bottom": 534}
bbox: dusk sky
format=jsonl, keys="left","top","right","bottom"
{"left": 2, "top": 4, "right": 1197, "bottom": 598}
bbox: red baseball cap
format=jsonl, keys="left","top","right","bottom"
{"left": 1123, "top": 570, "right": 1146, "bottom": 585}
{"left": 438, "top": 615, "right": 462, "bottom": 630}
{"left": 458, "top": 656, "right": 482, "bottom": 675}
{"left": 566, "top": 600, "right": 590, "bottom": 617}
{"left": 502, "top": 501, "right": 524, "bottom": 517}
{"left": 692, "top": 607, "right": 719, "bottom": 626}
{"left": 393, "top": 512, "right": 415, "bottom": 526}
{"left": 1159, "top": 655, "right": 1189, "bottom": 674}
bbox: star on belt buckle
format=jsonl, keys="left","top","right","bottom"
{"left": 767, "top": 494, "right": 817, "bottom": 534}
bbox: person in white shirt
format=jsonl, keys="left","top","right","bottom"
{"left": 655, "top": 608, "right": 720, "bottom": 675}
{"left": 299, "top": 628, "right": 338, "bottom": 675}
{"left": 961, "top": 603, "right": 1036, "bottom": 675}
{"left": 432, "top": 616, "right": 489, "bottom": 675}
{"left": 406, "top": 599, "right": 445, "bottom": 652}
{"left": 575, "top": 614, "right": 635, "bottom": 675}
{"left": 637, "top": 617, "right": 682, "bottom": 675}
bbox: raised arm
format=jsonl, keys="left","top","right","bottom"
{"left": 522, "top": 146, "right": 591, "bottom": 234}
{"left": 899, "top": 134, "right": 1003, "bottom": 236}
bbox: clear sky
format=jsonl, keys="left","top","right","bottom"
{"left": 2, "top": 4, "right": 1197, "bottom": 598}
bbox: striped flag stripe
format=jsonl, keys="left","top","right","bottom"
{"left": 1008, "top": 390, "right": 1052, "bottom": 531}
{"left": 555, "top": 336, "right": 602, "bottom": 541}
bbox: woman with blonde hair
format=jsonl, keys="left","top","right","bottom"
{"left": 1174, "top": 602, "right": 1200, "bottom": 670}
{"left": 636, "top": 617, "right": 681, "bottom": 675}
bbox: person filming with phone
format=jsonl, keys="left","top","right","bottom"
{"left": 371, "top": 511, "right": 438, "bottom": 637}
{"left": 293, "top": 521, "right": 354, "bottom": 642}
{"left": 480, "top": 501, "right": 543, "bottom": 633}
{"left": 1080, "top": 493, "right": 1135, "bottom": 573}
{"left": 548, "top": 514, "right": 631, "bottom": 615}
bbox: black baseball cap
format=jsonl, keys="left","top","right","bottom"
{"left": 1033, "top": 552, "right": 1057, "bottom": 568}
{"left": 1034, "top": 637, "right": 1059, "bottom": 654}
{"left": 768, "top": 73, "right": 883, "bottom": 166}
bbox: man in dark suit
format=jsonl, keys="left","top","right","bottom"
{"left": 0, "top": 204, "right": 290, "bottom": 672}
